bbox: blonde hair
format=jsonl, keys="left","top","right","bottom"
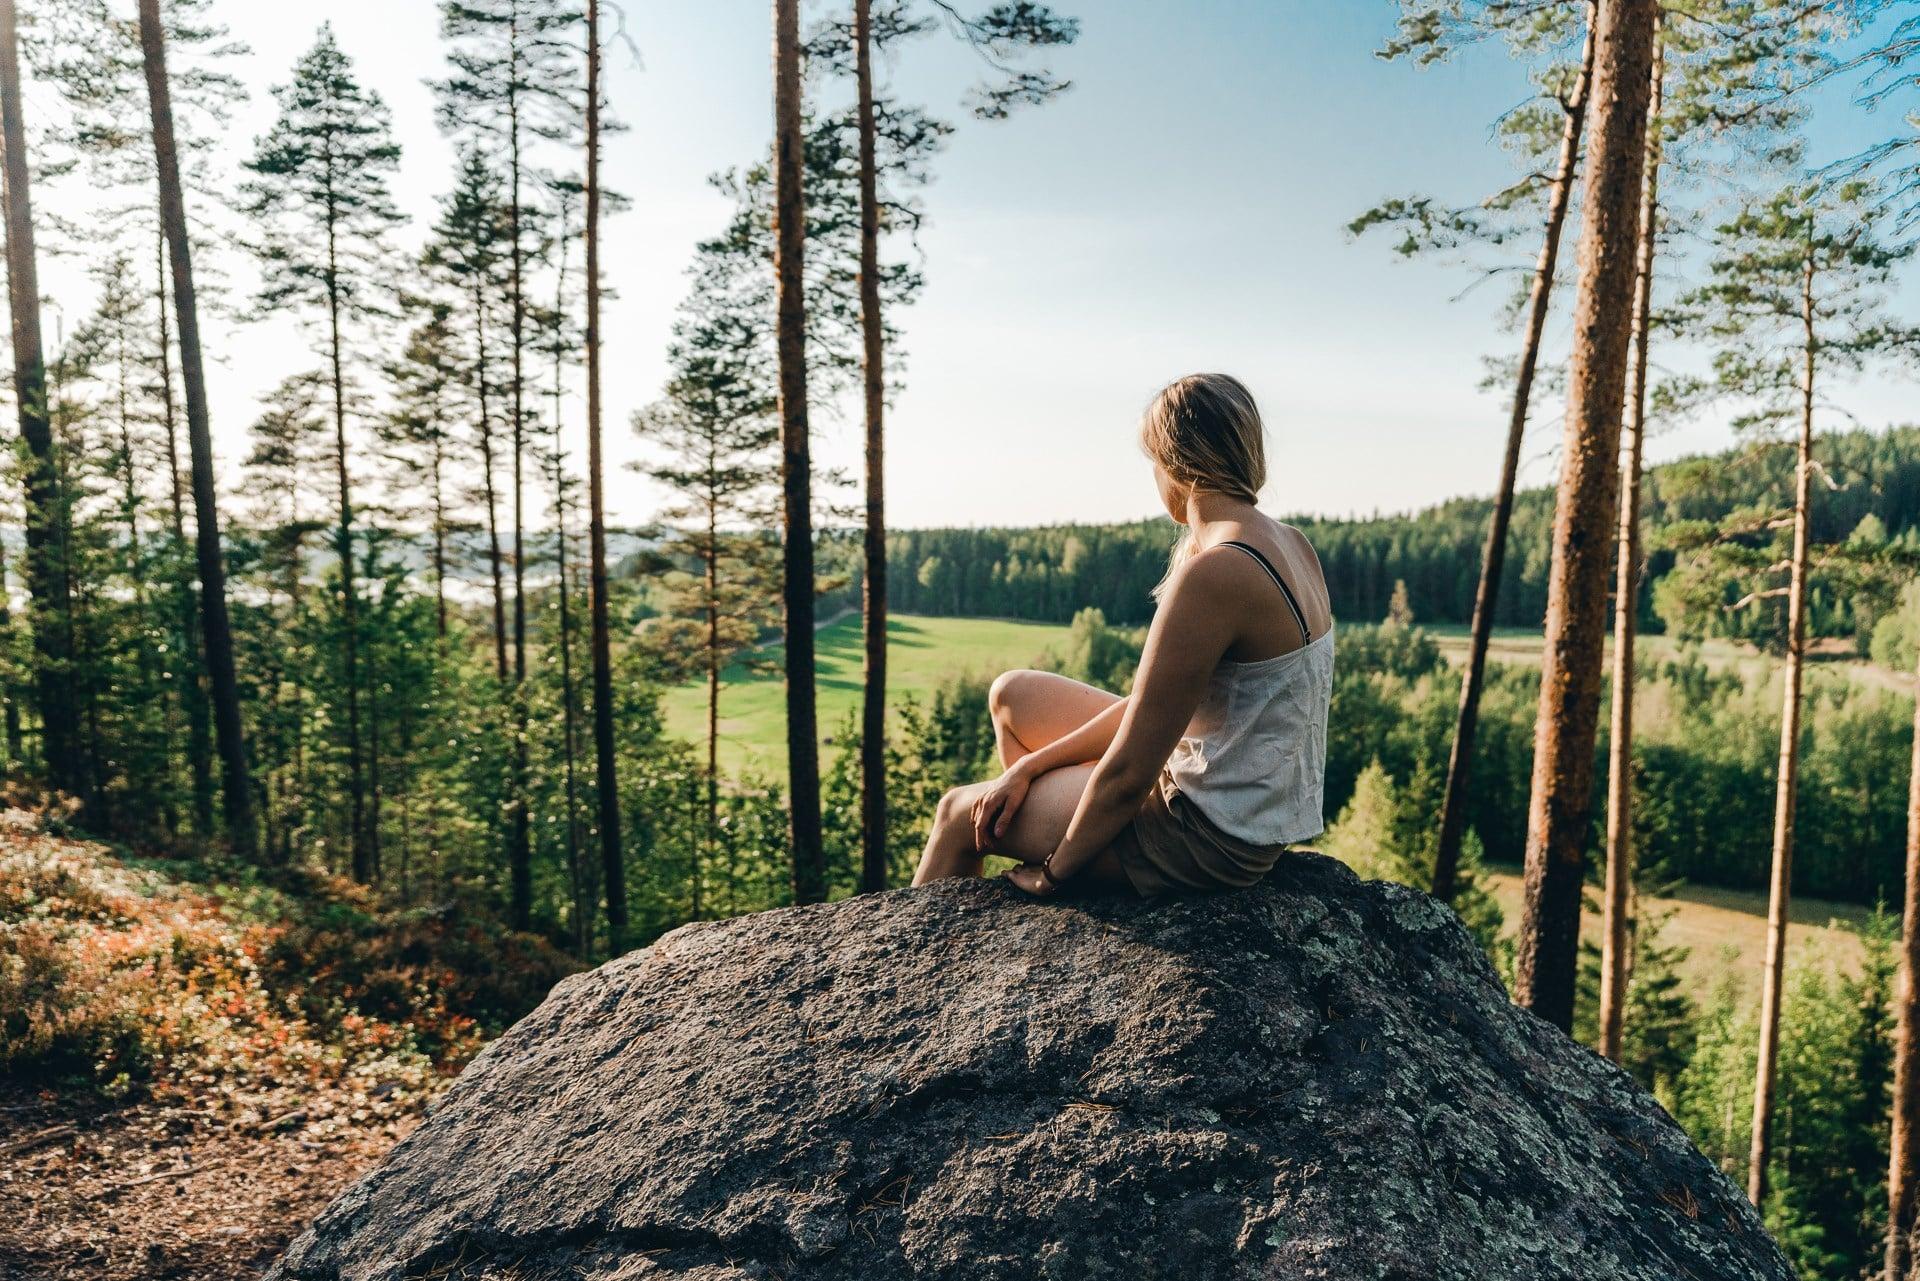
{"left": 1140, "top": 373, "right": 1267, "bottom": 599}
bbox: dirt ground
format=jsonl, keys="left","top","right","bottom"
{"left": 0, "top": 1079, "right": 419, "bottom": 1281}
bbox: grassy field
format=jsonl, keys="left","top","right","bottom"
{"left": 1476, "top": 865, "right": 1873, "bottom": 997}
{"left": 660, "top": 613, "right": 1072, "bottom": 775}
{"left": 1422, "top": 623, "right": 1897, "bottom": 692}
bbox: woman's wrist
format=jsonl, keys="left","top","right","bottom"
{"left": 1009, "top": 753, "right": 1046, "bottom": 781}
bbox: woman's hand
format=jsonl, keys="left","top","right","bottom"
{"left": 971, "top": 763, "right": 1033, "bottom": 852}
{"left": 1002, "top": 862, "right": 1059, "bottom": 897}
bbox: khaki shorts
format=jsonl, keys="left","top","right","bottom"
{"left": 1108, "top": 771, "right": 1293, "bottom": 897}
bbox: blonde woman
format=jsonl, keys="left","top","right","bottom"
{"left": 912, "top": 373, "right": 1334, "bottom": 897}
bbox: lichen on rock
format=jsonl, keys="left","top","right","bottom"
{"left": 268, "top": 852, "right": 1791, "bottom": 1281}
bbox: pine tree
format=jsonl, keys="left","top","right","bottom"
{"left": 582, "top": 0, "right": 627, "bottom": 952}
{"left": 1657, "top": 179, "right": 1919, "bottom": 1204}
{"left": 1358, "top": 0, "right": 1594, "bottom": 906}
{"left": 1882, "top": 578, "right": 1920, "bottom": 1280}
{"left": 435, "top": 0, "right": 584, "bottom": 931}
{"left": 1515, "top": 0, "right": 1660, "bottom": 1034}
{"left": 772, "top": 0, "right": 823, "bottom": 904}
{"left": 1599, "top": 13, "right": 1666, "bottom": 1067}
{"left": 30, "top": 1, "right": 245, "bottom": 846}
{"left": 137, "top": 0, "right": 259, "bottom": 859}
{"left": 240, "top": 23, "right": 404, "bottom": 881}
{"left": 833, "top": 1, "right": 1078, "bottom": 894}
{"left": 0, "top": 0, "right": 83, "bottom": 801}
{"left": 383, "top": 300, "right": 465, "bottom": 639}
{"left": 239, "top": 371, "right": 329, "bottom": 864}
{"left": 635, "top": 301, "right": 783, "bottom": 913}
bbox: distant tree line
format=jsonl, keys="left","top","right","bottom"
{"left": 880, "top": 424, "right": 1920, "bottom": 640}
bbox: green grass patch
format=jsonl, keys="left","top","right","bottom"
{"left": 661, "top": 613, "right": 1072, "bottom": 775}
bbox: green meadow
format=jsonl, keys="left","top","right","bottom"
{"left": 660, "top": 613, "right": 1073, "bottom": 775}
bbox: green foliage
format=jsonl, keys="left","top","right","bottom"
{"left": 1871, "top": 578, "right": 1920, "bottom": 672}
{"left": 1672, "top": 919, "right": 1896, "bottom": 1281}
{"left": 1038, "top": 607, "right": 1142, "bottom": 693}
{"left": 1321, "top": 756, "right": 1507, "bottom": 971}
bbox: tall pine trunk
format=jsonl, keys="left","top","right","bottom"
{"left": 324, "top": 222, "right": 368, "bottom": 882}
{"left": 584, "top": 0, "right": 628, "bottom": 953}
{"left": 1432, "top": 4, "right": 1594, "bottom": 902}
{"left": 1514, "top": 0, "right": 1658, "bottom": 1032}
{"left": 854, "top": 0, "right": 889, "bottom": 895}
{"left": 156, "top": 232, "right": 214, "bottom": 842}
{"left": 1597, "top": 18, "right": 1664, "bottom": 1064}
{"left": 774, "top": 0, "right": 825, "bottom": 905}
{"left": 705, "top": 491, "right": 720, "bottom": 914}
{"left": 550, "top": 257, "right": 586, "bottom": 954}
{"left": 1889, "top": 632, "right": 1920, "bottom": 1280}
{"left": 473, "top": 276, "right": 510, "bottom": 683}
{"left": 137, "top": 0, "right": 256, "bottom": 860}
{"left": 0, "top": 538, "right": 18, "bottom": 765}
{"left": 0, "top": 0, "right": 82, "bottom": 799}
{"left": 431, "top": 432, "right": 449, "bottom": 638}
{"left": 1747, "top": 228, "right": 1818, "bottom": 1207}
{"left": 505, "top": 12, "right": 533, "bottom": 934}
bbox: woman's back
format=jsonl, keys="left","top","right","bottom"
{"left": 1165, "top": 530, "right": 1335, "bottom": 846}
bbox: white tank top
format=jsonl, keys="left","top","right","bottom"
{"left": 1164, "top": 542, "right": 1335, "bottom": 846}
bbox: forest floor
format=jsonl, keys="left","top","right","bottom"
{"left": 0, "top": 1075, "right": 420, "bottom": 1281}
{"left": 0, "top": 814, "right": 543, "bottom": 1281}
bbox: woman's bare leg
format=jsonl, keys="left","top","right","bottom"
{"left": 912, "top": 763, "right": 1132, "bottom": 891}
{"left": 988, "top": 669, "right": 1121, "bottom": 770}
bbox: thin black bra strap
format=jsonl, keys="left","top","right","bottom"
{"left": 1217, "top": 540, "right": 1313, "bottom": 641}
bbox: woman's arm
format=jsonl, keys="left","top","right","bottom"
{"left": 1014, "top": 695, "right": 1129, "bottom": 777}
{"left": 1010, "top": 551, "right": 1244, "bottom": 892}
{"left": 971, "top": 696, "right": 1129, "bottom": 848}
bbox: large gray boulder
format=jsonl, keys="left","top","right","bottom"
{"left": 270, "top": 854, "right": 1790, "bottom": 1281}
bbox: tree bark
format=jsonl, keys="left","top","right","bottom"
{"left": 1513, "top": 0, "right": 1658, "bottom": 1033}
{"left": 1432, "top": 4, "right": 1595, "bottom": 903}
{"left": 137, "top": 0, "right": 257, "bottom": 860}
{"left": 0, "top": 0, "right": 82, "bottom": 799}
{"left": 473, "top": 275, "right": 510, "bottom": 684}
{"left": 1747, "top": 226, "right": 1818, "bottom": 1207}
{"left": 1889, "top": 633, "right": 1920, "bottom": 1280}
{"left": 0, "top": 538, "right": 19, "bottom": 765}
{"left": 855, "top": 0, "right": 890, "bottom": 895}
{"left": 774, "top": 0, "right": 825, "bottom": 904}
{"left": 1597, "top": 17, "right": 1664, "bottom": 1065}
{"left": 324, "top": 200, "right": 367, "bottom": 883}
{"left": 156, "top": 231, "right": 214, "bottom": 843}
{"left": 506, "top": 9, "right": 532, "bottom": 934}
{"left": 585, "top": 0, "right": 628, "bottom": 953}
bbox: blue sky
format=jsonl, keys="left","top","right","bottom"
{"left": 28, "top": 1, "right": 1919, "bottom": 528}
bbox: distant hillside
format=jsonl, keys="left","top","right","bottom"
{"left": 881, "top": 425, "right": 1920, "bottom": 639}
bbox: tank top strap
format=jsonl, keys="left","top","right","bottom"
{"left": 1215, "top": 540, "right": 1314, "bottom": 641}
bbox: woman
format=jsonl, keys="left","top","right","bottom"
{"left": 911, "top": 373, "right": 1334, "bottom": 898}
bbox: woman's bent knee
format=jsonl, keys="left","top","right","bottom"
{"left": 988, "top": 669, "right": 1040, "bottom": 722}
{"left": 934, "top": 785, "right": 972, "bottom": 827}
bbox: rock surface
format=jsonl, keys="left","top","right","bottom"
{"left": 270, "top": 854, "right": 1790, "bottom": 1281}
